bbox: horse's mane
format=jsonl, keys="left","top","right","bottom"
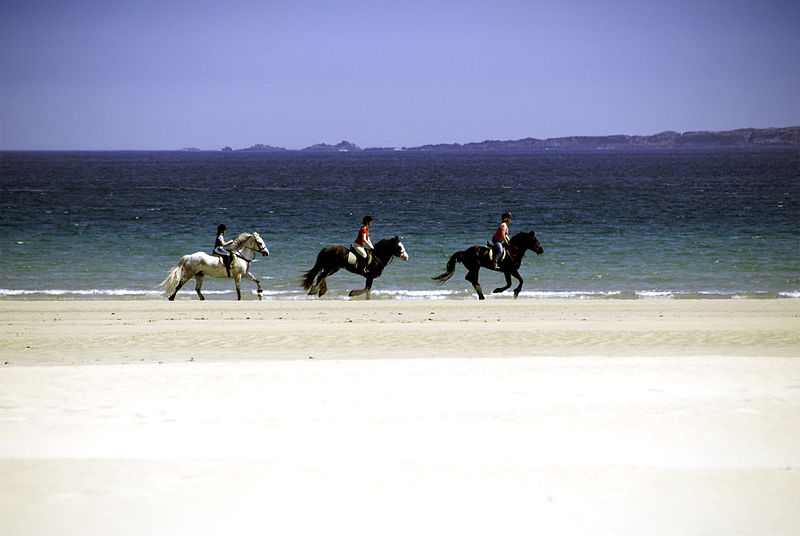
{"left": 509, "top": 231, "right": 534, "bottom": 243}
{"left": 506, "top": 231, "right": 537, "bottom": 252}
{"left": 373, "top": 236, "right": 398, "bottom": 248}
{"left": 231, "top": 232, "right": 253, "bottom": 248}
{"left": 370, "top": 236, "right": 400, "bottom": 267}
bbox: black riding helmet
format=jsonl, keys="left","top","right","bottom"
{"left": 362, "top": 215, "right": 373, "bottom": 225}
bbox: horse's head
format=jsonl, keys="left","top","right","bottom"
{"left": 233, "top": 232, "right": 269, "bottom": 259}
{"left": 512, "top": 231, "right": 544, "bottom": 255}
{"left": 393, "top": 235, "right": 409, "bottom": 261}
{"left": 374, "top": 235, "right": 409, "bottom": 262}
{"left": 252, "top": 232, "right": 270, "bottom": 257}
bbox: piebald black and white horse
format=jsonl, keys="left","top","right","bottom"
{"left": 159, "top": 232, "right": 269, "bottom": 300}
{"left": 301, "top": 236, "right": 408, "bottom": 299}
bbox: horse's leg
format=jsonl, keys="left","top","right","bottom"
{"left": 170, "top": 271, "right": 194, "bottom": 300}
{"left": 306, "top": 276, "right": 325, "bottom": 296}
{"left": 465, "top": 267, "right": 485, "bottom": 300}
{"left": 306, "top": 277, "right": 319, "bottom": 295}
{"left": 234, "top": 276, "right": 242, "bottom": 300}
{"left": 308, "top": 270, "right": 325, "bottom": 295}
{"left": 313, "top": 268, "right": 329, "bottom": 288}
{"left": 194, "top": 273, "right": 205, "bottom": 301}
{"left": 493, "top": 271, "right": 513, "bottom": 294}
{"left": 365, "top": 276, "right": 373, "bottom": 300}
{"left": 318, "top": 277, "right": 328, "bottom": 297}
{"left": 314, "top": 268, "right": 338, "bottom": 297}
{"left": 511, "top": 269, "right": 524, "bottom": 299}
{"left": 168, "top": 283, "right": 181, "bottom": 301}
{"left": 242, "top": 271, "right": 263, "bottom": 301}
{"left": 348, "top": 276, "right": 374, "bottom": 299}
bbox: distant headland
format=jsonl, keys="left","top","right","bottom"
{"left": 225, "top": 125, "right": 800, "bottom": 153}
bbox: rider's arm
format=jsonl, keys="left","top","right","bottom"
{"left": 365, "top": 236, "right": 374, "bottom": 249}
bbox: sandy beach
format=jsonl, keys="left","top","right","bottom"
{"left": 1, "top": 298, "right": 799, "bottom": 535}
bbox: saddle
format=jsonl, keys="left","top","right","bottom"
{"left": 485, "top": 242, "right": 507, "bottom": 263}
{"left": 212, "top": 251, "right": 236, "bottom": 277}
{"left": 348, "top": 246, "right": 372, "bottom": 273}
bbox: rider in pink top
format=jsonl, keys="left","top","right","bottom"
{"left": 491, "top": 213, "right": 511, "bottom": 269}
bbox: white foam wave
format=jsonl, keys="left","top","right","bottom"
{"left": 1, "top": 288, "right": 798, "bottom": 300}
{"left": 0, "top": 288, "right": 163, "bottom": 297}
{"left": 371, "top": 289, "right": 459, "bottom": 300}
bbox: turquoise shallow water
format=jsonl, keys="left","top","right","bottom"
{"left": 1, "top": 149, "right": 798, "bottom": 299}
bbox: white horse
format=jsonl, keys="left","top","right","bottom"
{"left": 159, "top": 232, "right": 270, "bottom": 300}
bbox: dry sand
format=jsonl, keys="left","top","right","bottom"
{"left": 1, "top": 299, "right": 799, "bottom": 535}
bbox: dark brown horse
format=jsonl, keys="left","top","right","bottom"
{"left": 301, "top": 236, "right": 409, "bottom": 299}
{"left": 432, "top": 231, "right": 544, "bottom": 299}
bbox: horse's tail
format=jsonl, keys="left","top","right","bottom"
{"left": 159, "top": 257, "right": 187, "bottom": 297}
{"left": 300, "top": 258, "right": 322, "bottom": 291}
{"left": 432, "top": 251, "right": 464, "bottom": 284}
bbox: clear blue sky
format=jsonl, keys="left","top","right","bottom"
{"left": 2, "top": 0, "right": 799, "bottom": 150}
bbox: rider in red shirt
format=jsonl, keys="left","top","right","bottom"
{"left": 353, "top": 215, "right": 374, "bottom": 274}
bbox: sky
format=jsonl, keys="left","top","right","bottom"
{"left": 1, "top": 0, "right": 799, "bottom": 150}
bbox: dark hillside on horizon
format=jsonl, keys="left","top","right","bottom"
{"left": 411, "top": 126, "right": 800, "bottom": 152}
{"left": 234, "top": 125, "right": 800, "bottom": 152}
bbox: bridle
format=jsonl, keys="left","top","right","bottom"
{"left": 249, "top": 238, "right": 268, "bottom": 256}
{"left": 233, "top": 234, "right": 269, "bottom": 262}
{"left": 372, "top": 239, "right": 405, "bottom": 268}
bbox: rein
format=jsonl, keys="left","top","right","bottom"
{"left": 503, "top": 233, "right": 538, "bottom": 265}
{"left": 231, "top": 233, "right": 267, "bottom": 263}
{"left": 370, "top": 239, "right": 400, "bottom": 268}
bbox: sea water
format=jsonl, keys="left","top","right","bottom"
{"left": 1, "top": 149, "right": 798, "bottom": 300}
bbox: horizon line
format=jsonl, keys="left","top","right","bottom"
{"left": 2, "top": 124, "right": 799, "bottom": 152}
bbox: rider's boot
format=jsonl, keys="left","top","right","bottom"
{"left": 492, "top": 246, "right": 503, "bottom": 270}
{"left": 224, "top": 254, "right": 232, "bottom": 277}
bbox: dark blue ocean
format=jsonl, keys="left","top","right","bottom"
{"left": 1, "top": 149, "right": 798, "bottom": 299}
